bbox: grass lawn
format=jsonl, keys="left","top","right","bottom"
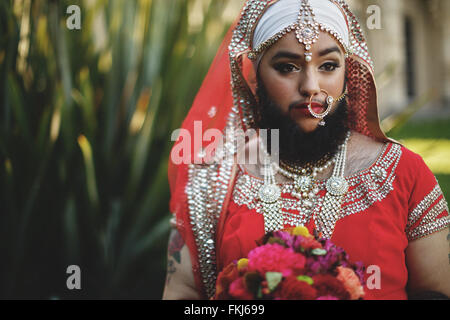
{"left": 388, "top": 117, "right": 450, "bottom": 202}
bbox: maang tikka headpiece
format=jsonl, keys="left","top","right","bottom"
{"left": 295, "top": 0, "right": 320, "bottom": 62}
{"left": 249, "top": 0, "right": 352, "bottom": 65}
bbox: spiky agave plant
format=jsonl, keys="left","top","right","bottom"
{"left": 0, "top": 0, "right": 237, "bottom": 299}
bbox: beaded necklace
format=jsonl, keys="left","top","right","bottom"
{"left": 258, "top": 131, "right": 351, "bottom": 234}
{"left": 276, "top": 157, "right": 335, "bottom": 201}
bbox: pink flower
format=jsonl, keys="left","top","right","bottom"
{"left": 247, "top": 243, "right": 306, "bottom": 277}
{"left": 336, "top": 266, "right": 365, "bottom": 300}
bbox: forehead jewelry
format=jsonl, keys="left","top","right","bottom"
{"left": 295, "top": 0, "right": 320, "bottom": 63}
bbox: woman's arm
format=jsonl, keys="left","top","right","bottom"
{"left": 162, "top": 228, "right": 201, "bottom": 300}
{"left": 406, "top": 227, "right": 450, "bottom": 298}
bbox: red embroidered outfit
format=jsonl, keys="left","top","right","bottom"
{"left": 217, "top": 143, "right": 449, "bottom": 300}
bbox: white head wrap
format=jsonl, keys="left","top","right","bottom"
{"left": 253, "top": 0, "right": 350, "bottom": 54}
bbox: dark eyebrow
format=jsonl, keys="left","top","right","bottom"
{"left": 318, "top": 46, "right": 342, "bottom": 57}
{"left": 271, "top": 46, "right": 342, "bottom": 61}
{"left": 270, "top": 51, "right": 302, "bottom": 62}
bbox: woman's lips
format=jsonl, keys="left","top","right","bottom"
{"left": 291, "top": 102, "right": 324, "bottom": 117}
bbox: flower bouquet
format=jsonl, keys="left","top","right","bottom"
{"left": 214, "top": 226, "right": 365, "bottom": 300}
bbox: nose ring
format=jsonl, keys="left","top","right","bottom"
{"left": 308, "top": 89, "right": 334, "bottom": 120}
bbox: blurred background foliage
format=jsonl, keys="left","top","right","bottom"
{"left": 0, "top": 0, "right": 239, "bottom": 299}
{"left": 0, "top": 0, "right": 449, "bottom": 300}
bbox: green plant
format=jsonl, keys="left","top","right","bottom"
{"left": 0, "top": 0, "right": 236, "bottom": 299}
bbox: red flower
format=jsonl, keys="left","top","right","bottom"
{"left": 215, "top": 263, "right": 239, "bottom": 299}
{"left": 297, "top": 236, "right": 322, "bottom": 251}
{"left": 312, "top": 274, "right": 350, "bottom": 300}
{"left": 229, "top": 277, "right": 254, "bottom": 300}
{"left": 276, "top": 276, "right": 317, "bottom": 300}
{"left": 248, "top": 244, "right": 306, "bottom": 277}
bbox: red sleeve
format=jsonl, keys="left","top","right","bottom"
{"left": 405, "top": 148, "right": 450, "bottom": 241}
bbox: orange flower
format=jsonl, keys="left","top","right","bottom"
{"left": 215, "top": 262, "right": 239, "bottom": 299}
{"left": 336, "top": 266, "right": 365, "bottom": 300}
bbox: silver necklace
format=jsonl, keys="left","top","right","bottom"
{"left": 275, "top": 158, "right": 335, "bottom": 201}
{"left": 258, "top": 131, "right": 351, "bottom": 234}
{"left": 258, "top": 158, "right": 284, "bottom": 232}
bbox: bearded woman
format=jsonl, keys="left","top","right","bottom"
{"left": 163, "top": 0, "right": 450, "bottom": 300}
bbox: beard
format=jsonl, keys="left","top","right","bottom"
{"left": 254, "top": 79, "right": 349, "bottom": 166}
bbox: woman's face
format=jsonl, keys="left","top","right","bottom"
{"left": 257, "top": 31, "right": 346, "bottom": 133}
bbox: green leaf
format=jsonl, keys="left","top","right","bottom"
{"left": 265, "top": 272, "right": 283, "bottom": 292}
{"left": 244, "top": 272, "right": 263, "bottom": 297}
{"left": 297, "top": 275, "right": 314, "bottom": 285}
{"left": 311, "top": 248, "right": 327, "bottom": 256}
{"left": 77, "top": 134, "right": 99, "bottom": 209}
{"left": 256, "top": 285, "right": 263, "bottom": 299}
{"left": 0, "top": 0, "right": 243, "bottom": 299}
{"left": 7, "top": 73, "right": 30, "bottom": 139}
{"left": 267, "top": 237, "right": 286, "bottom": 246}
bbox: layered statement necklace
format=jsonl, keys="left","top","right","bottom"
{"left": 277, "top": 155, "right": 335, "bottom": 202}
{"left": 258, "top": 131, "right": 351, "bottom": 237}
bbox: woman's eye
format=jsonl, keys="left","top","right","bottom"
{"left": 321, "top": 62, "right": 339, "bottom": 72}
{"left": 275, "top": 63, "right": 299, "bottom": 74}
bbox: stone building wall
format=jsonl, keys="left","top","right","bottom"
{"left": 348, "top": 0, "right": 449, "bottom": 118}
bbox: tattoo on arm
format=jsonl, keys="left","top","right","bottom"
{"left": 447, "top": 226, "right": 450, "bottom": 265}
{"left": 166, "top": 230, "right": 185, "bottom": 285}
